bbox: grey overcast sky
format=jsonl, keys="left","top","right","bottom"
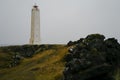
{"left": 0, "top": 0, "right": 120, "bottom": 45}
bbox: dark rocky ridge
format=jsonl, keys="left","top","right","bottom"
{"left": 63, "top": 34, "right": 120, "bottom": 80}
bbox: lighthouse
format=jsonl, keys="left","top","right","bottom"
{"left": 29, "top": 5, "right": 40, "bottom": 44}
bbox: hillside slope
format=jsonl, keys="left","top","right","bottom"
{"left": 0, "top": 45, "right": 69, "bottom": 80}
{"left": 1, "top": 34, "right": 120, "bottom": 80}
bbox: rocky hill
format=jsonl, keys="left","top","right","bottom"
{"left": 64, "top": 34, "right": 120, "bottom": 80}
{"left": 0, "top": 34, "right": 120, "bottom": 80}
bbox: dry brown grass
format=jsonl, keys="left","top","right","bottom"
{"left": 0, "top": 45, "right": 68, "bottom": 80}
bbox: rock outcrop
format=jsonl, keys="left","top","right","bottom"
{"left": 63, "top": 34, "right": 120, "bottom": 80}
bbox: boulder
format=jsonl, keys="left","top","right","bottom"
{"left": 63, "top": 34, "right": 120, "bottom": 80}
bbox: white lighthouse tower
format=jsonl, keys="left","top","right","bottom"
{"left": 30, "top": 5, "right": 40, "bottom": 44}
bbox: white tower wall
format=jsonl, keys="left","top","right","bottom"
{"left": 30, "top": 5, "right": 40, "bottom": 44}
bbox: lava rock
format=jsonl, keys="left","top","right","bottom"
{"left": 63, "top": 34, "right": 120, "bottom": 80}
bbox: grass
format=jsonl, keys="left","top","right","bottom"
{"left": 0, "top": 45, "right": 120, "bottom": 80}
{"left": 115, "top": 69, "right": 120, "bottom": 80}
{"left": 0, "top": 45, "right": 68, "bottom": 80}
